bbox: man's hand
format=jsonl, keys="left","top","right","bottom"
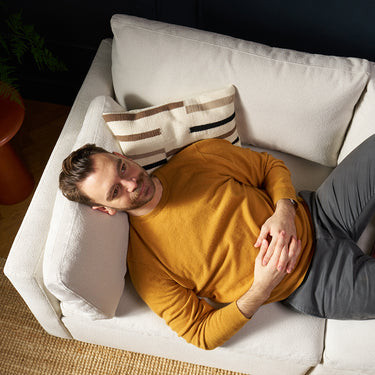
{"left": 254, "top": 199, "right": 300, "bottom": 273}
{"left": 253, "top": 234, "right": 300, "bottom": 294}
{"left": 236, "top": 231, "right": 301, "bottom": 319}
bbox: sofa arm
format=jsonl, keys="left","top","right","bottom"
{"left": 4, "top": 38, "right": 114, "bottom": 339}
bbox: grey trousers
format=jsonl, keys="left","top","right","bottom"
{"left": 284, "top": 134, "right": 375, "bottom": 319}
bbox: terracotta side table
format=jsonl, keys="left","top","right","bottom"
{"left": 0, "top": 87, "right": 34, "bottom": 205}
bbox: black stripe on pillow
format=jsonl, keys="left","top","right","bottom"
{"left": 189, "top": 112, "right": 235, "bottom": 133}
{"left": 232, "top": 136, "right": 240, "bottom": 145}
{"left": 143, "top": 158, "right": 168, "bottom": 170}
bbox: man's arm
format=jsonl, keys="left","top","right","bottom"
{"left": 128, "top": 260, "right": 250, "bottom": 350}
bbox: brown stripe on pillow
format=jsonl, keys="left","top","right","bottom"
{"left": 116, "top": 129, "right": 161, "bottom": 142}
{"left": 215, "top": 125, "right": 238, "bottom": 139}
{"left": 166, "top": 146, "right": 186, "bottom": 158}
{"left": 126, "top": 148, "right": 166, "bottom": 160}
{"left": 185, "top": 94, "right": 235, "bottom": 114}
{"left": 103, "top": 101, "right": 184, "bottom": 122}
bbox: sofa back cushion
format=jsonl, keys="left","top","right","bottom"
{"left": 111, "top": 14, "right": 371, "bottom": 167}
{"left": 338, "top": 68, "right": 375, "bottom": 163}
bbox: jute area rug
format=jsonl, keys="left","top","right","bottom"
{"left": 0, "top": 258, "right": 245, "bottom": 375}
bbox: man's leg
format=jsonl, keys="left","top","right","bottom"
{"left": 284, "top": 134, "right": 375, "bottom": 319}
{"left": 314, "top": 134, "right": 375, "bottom": 242}
{"left": 284, "top": 236, "right": 375, "bottom": 319}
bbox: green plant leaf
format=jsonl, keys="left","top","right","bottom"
{"left": 0, "top": 7, "right": 68, "bottom": 85}
{"left": 0, "top": 58, "right": 18, "bottom": 86}
{"left": 0, "top": 81, "right": 24, "bottom": 107}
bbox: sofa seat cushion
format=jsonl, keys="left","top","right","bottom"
{"left": 43, "top": 96, "right": 129, "bottom": 319}
{"left": 111, "top": 14, "right": 371, "bottom": 167}
{"left": 323, "top": 319, "right": 375, "bottom": 373}
{"left": 62, "top": 276, "right": 325, "bottom": 375}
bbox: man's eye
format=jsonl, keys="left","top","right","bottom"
{"left": 113, "top": 186, "right": 119, "bottom": 199}
{"left": 120, "top": 163, "right": 126, "bottom": 175}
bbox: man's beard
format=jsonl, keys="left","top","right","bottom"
{"left": 118, "top": 173, "right": 155, "bottom": 212}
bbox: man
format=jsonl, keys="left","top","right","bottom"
{"left": 59, "top": 136, "right": 375, "bottom": 350}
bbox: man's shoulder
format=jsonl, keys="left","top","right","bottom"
{"left": 155, "top": 138, "right": 242, "bottom": 176}
{"left": 194, "top": 138, "right": 232, "bottom": 148}
{"left": 162, "top": 139, "right": 233, "bottom": 166}
{"left": 187, "top": 138, "right": 234, "bottom": 155}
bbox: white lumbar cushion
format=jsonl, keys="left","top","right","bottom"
{"left": 111, "top": 14, "right": 370, "bottom": 167}
{"left": 43, "top": 96, "right": 128, "bottom": 319}
{"left": 102, "top": 85, "right": 240, "bottom": 172}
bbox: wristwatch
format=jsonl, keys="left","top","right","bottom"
{"left": 289, "top": 199, "right": 298, "bottom": 209}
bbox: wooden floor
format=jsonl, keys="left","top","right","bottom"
{"left": 0, "top": 100, "right": 71, "bottom": 258}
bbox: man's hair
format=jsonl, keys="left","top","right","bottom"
{"left": 59, "top": 143, "right": 109, "bottom": 206}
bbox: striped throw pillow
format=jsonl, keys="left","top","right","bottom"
{"left": 103, "top": 85, "right": 240, "bottom": 171}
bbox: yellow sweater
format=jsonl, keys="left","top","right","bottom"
{"left": 128, "top": 139, "right": 314, "bottom": 350}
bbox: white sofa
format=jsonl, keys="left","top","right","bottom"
{"left": 5, "top": 14, "right": 375, "bottom": 375}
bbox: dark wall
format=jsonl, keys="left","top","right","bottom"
{"left": 5, "top": 0, "right": 375, "bottom": 104}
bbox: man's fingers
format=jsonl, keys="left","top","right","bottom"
{"left": 286, "top": 238, "right": 302, "bottom": 273}
{"left": 256, "top": 239, "right": 269, "bottom": 265}
{"left": 256, "top": 231, "right": 301, "bottom": 272}
{"left": 277, "top": 246, "right": 289, "bottom": 272}
{"left": 254, "top": 226, "right": 268, "bottom": 248}
{"left": 264, "top": 230, "right": 289, "bottom": 265}
{"left": 262, "top": 231, "right": 285, "bottom": 266}
{"left": 262, "top": 241, "right": 273, "bottom": 266}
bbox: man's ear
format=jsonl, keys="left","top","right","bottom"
{"left": 92, "top": 206, "right": 117, "bottom": 216}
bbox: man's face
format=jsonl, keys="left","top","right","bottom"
{"left": 79, "top": 152, "right": 156, "bottom": 215}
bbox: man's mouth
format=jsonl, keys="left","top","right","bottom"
{"left": 132, "top": 178, "right": 144, "bottom": 202}
{"left": 138, "top": 179, "right": 145, "bottom": 197}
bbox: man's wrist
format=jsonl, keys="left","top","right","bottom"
{"left": 276, "top": 198, "right": 298, "bottom": 212}
{"left": 236, "top": 285, "right": 270, "bottom": 319}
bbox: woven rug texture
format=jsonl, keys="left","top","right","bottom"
{"left": 0, "top": 258, "right": 245, "bottom": 375}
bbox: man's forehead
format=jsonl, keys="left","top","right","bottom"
{"left": 80, "top": 153, "right": 117, "bottom": 185}
{"left": 90, "top": 152, "right": 117, "bottom": 168}
{"left": 78, "top": 153, "right": 117, "bottom": 202}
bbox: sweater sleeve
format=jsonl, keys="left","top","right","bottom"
{"left": 196, "top": 139, "right": 298, "bottom": 205}
{"left": 128, "top": 260, "right": 249, "bottom": 350}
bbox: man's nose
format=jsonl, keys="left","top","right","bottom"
{"left": 122, "top": 177, "right": 138, "bottom": 192}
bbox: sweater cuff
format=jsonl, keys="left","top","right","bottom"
{"left": 212, "top": 301, "right": 251, "bottom": 346}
